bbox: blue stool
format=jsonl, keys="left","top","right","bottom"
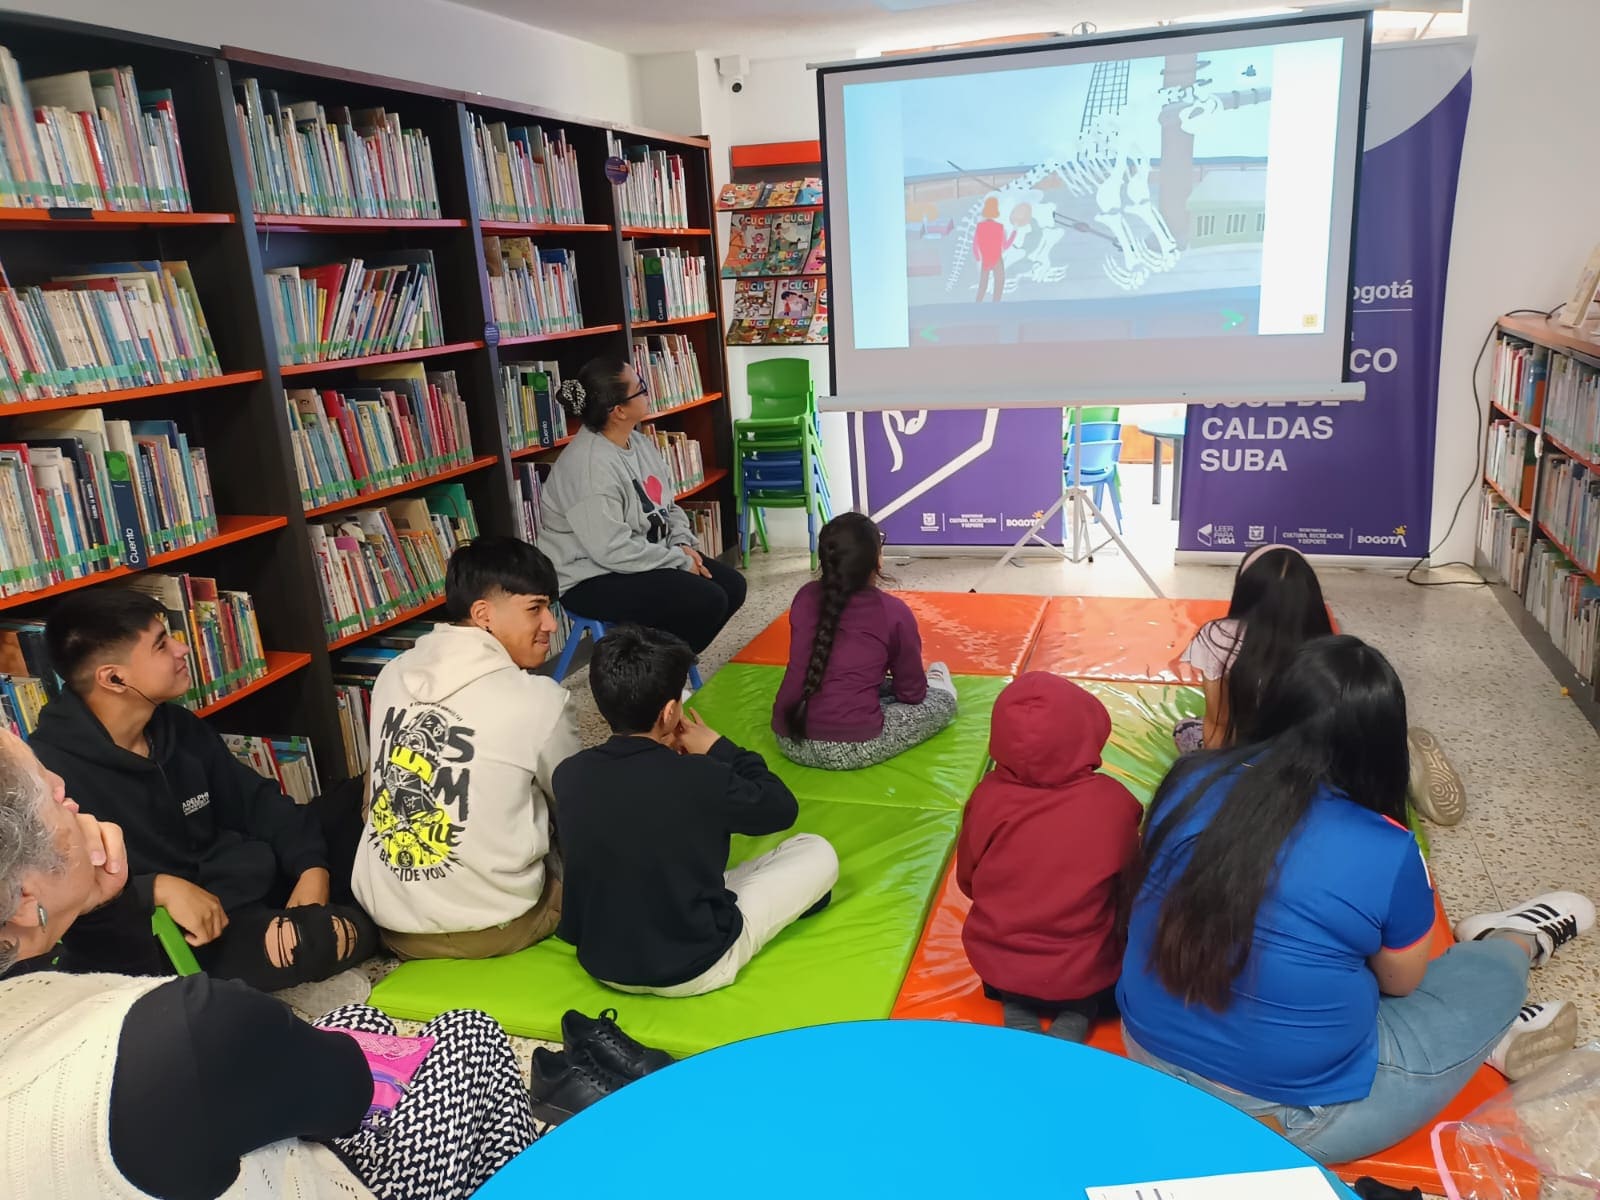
{"left": 551, "top": 613, "right": 704, "bottom": 690}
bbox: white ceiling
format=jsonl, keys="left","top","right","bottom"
{"left": 457, "top": 0, "right": 1336, "bottom": 58}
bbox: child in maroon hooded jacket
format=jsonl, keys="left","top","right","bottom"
{"left": 956, "top": 672, "right": 1142, "bottom": 1041}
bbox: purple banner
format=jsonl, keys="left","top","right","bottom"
{"left": 1177, "top": 42, "right": 1474, "bottom": 557}
{"left": 851, "top": 406, "right": 1065, "bottom": 545}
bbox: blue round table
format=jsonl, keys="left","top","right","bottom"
{"left": 479, "top": 1021, "right": 1356, "bottom": 1198}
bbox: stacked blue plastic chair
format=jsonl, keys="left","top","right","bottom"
{"left": 551, "top": 613, "right": 704, "bottom": 689}
{"left": 1063, "top": 421, "right": 1125, "bottom": 530}
{"left": 735, "top": 359, "right": 833, "bottom": 570}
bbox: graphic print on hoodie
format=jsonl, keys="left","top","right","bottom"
{"left": 368, "top": 702, "right": 475, "bottom": 880}
{"left": 955, "top": 671, "right": 1143, "bottom": 1004}
{"left": 632, "top": 476, "right": 669, "bottom": 544}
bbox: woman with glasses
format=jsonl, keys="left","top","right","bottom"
{"left": 540, "top": 358, "right": 746, "bottom": 654}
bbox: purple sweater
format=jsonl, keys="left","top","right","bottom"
{"left": 772, "top": 583, "right": 928, "bottom": 743}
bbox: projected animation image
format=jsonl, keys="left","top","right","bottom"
{"left": 896, "top": 46, "right": 1278, "bottom": 344}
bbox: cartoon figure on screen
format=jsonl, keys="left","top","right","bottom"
{"left": 973, "top": 195, "right": 1017, "bottom": 303}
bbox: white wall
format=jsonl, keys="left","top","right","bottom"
{"left": 1433, "top": 0, "right": 1600, "bottom": 566}
{"left": 20, "top": 0, "right": 638, "bottom": 125}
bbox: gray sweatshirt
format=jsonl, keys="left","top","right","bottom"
{"left": 538, "top": 426, "right": 697, "bottom": 594}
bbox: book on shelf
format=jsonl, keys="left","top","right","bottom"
{"left": 715, "top": 182, "right": 761, "bottom": 210}
{"left": 680, "top": 498, "right": 723, "bottom": 557}
{"left": 0, "top": 409, "right": 217, "bottom": 597}
{"left": 722, "top": 213, "right": 770, "bottom": 277}
{"left": 775, "top": 278, "right": 817, "bottom": 322}
{"left": 1526, "top": 536, "right": 1600, "bottom": 682}
{"left": 629, "top": 334, "right": 705, "bottom": 411}
{"left": 224, "top": 733, "right": 321, "bottom": 804}
{"left": 308, "top": 484, "right": 479, "bottom": 641}
{"left": 1545, "top": 348, "right": 1600, "bottom": 462}
{"left": 265, "top": 252, "right": 442, "bottom": 365}
{"left": 331, "top": 619, "right": 435, "bottom": 773}
{"left": 764, "top": 212, "right": 813, "bottom": 274}
{"left": 0, "top": 259, "right": 222, "bottom": 403}
{"left": 0, "top": 618, "right": 56, "bottom": 737}
{"left": 606, "top": 133, "right": 689, "bottom": 229}
{"left": 500, "top": 361, "right": 570, "bottom": 452}
{"left": 626, "top": 244, "right": 709, "bottom": 322}
{"left": 1490, "top": 333, "right": 1547, "bottom": 425}
{"left": 233, "top": 78, "right": 440, "bottom": 219}
{"left": 483, "top": 237, "right": 583, "bottom": 337}
{"left": 643, "top": 427, "right": 704, "bottom": 497}
{"left": 1557, "top": 243, "right": 1600, "bottom": 329}
{"left": 732, "top": 278, "right": 775, "bottom": 322}
{"left": 118, "top": 572, "right": 268, "bottom": 709}
{"left": 716, "top": 178, "right": 824, "bottom": 212}
{"left": 1478, "top": 487, "right": 1532, "bottom": 592}
{"left": 803, "top": 221, "right": 827, "bottom": 276}
{"left": 0, "top": 49, "right": 193, "bottom": 211}
{"left": 285, "top": 367, "right": 474, "bottom": 510}
{"left": 468, "top": 115, "right": 585, "bottom": 225}
{"left": 796, "top": 177, "right": 822, "bottom": 206}
{"left": 1538, "top": 453, "right": 1600, "bottom": 574}
{"left": 1486, "top": 419, "right": 1536, "bottom": 511}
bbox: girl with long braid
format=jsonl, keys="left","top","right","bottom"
{"left": 772, "top": 513, "right": 957, "bottom": 770}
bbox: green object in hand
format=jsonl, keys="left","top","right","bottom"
{"left": 152, "top": 905, "right": 202, "bottom": 977}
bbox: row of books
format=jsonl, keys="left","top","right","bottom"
{"left": 1485, "top": 419, "right": 1536, "bottom": 511}
{"left": 266, "top": 253, "right": 442, "bottom": 366}
{"left": 225, "top": 733, "right": 321, "bottom": 805}
{"left": 0, "top": 51, "right": 191, "bottom": 211}
{"left": 1537, "top": 453, "right": 1600, "bottom": 575}
{"left": 630, "top": 334, "right": 705, "bottom": 412}
{"left": 0, "top": 618, "right": 53, "bottom": 737}
{"left": 681, "top": 499, "right": 723, "bottom": 558}
{"left": 483, "top": 238, "right": 584, "bottom": 337}
{"left": 1544, "top": 349, "right": 1600, "bottom": 463}
{"left": 234, "top": 79, "right": 440, "bottom": 219}
{"left": 607, "top": 134, "right": 689, "bottom": 229}
{"left": 501, "top": 362, "right": 570, "bottom": 453}
{"left": 716, "top": 178, "right": 822, "bottom": 210}
{"left": 516, "top": 459, "right": 551, "bottom": 545}
{"left": 1526, "top": 538, "right": 1600, "bottom": 683}
{"left": 285, "top": 368, "right": 475, "bottom": 510}
{"left": 0, "top": 259, "right": 221, "bottom": 404}
{"left": 627, "top": 245, "right": 709, "bottom": 323}
{"left": 1478, "top": 488, "right": 1532, "bottom": 594}
{"left": 0, "top": 413, "right": 217, "bottom": 598}
{"left": 644, "top": 427, "right": 705, "bottom": 498}
{"left": 723, "top": 213, "right": 825, "bottom": 277}
{"left": 126, "top": 572, "right": 269, "bottom": 709}
{"left": 469, "top": 116, "right": 586, "bottom": 226}
{"left": 1489, "top": 333, "right": 1546, "bottom": 424}
{"left": 308, "top": 483, "right": 479, "bottom": 642}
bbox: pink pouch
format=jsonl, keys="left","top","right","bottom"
{"left": 319, "top": 1028, "right": 436, "bottom": 1130}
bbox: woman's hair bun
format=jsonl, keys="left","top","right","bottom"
{"left": 556, "top": 379, "right": 587, "bottom": 418}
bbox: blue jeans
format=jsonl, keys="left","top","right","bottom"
{"left": 1124, "top": 939, "right": 1529, "bottom": 1163}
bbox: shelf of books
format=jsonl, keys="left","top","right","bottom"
{"left": 719, "top": 143, "right": 828, "bottom": 348}
{"left": 1475, "top": 315, "right": 1600, "bottom": 730}
{"left": 0, "top": 16, "right": 735, "bottom": 783}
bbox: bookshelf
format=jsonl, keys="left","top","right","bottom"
{"left": 0, "top": 13, "right": 734, "bottom": 781}
{"left": 1475, "top": 313, "right": 1600, "bottom": 732}
{"left": 719, "top": 140, "right": 828, "bottom": 348}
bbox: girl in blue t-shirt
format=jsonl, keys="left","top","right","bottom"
{"left": 1174, "top": 543, "right": 1466, "bottom": 827}
{"left": 1122, "top": 635, "right": 1591, "bottom": 1164}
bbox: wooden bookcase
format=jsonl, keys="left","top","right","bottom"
{"left": 0, "top": 13, "right": 734, "bottom": 777}
{"left": 1475, "top": 312, "right": 1600, "bottom": 732}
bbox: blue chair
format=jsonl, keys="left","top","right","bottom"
{"left": 551, "top": 612, "right": 705, "bottom": 689}
{"left": 1064, "top": 421, "right": 1124, "bottom": 530}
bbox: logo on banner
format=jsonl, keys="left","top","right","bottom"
{"left": 1248, "top": 525, "right": 1266, "bottom": 542}
{"left": 1196, "top": 523, "right": 1236, "bottom": 548}
{"left": 921, "top": 512, "right": 938, "bottom": 531}
{"left": 1355, "top": 524, "right": 1409, "bottom": 547}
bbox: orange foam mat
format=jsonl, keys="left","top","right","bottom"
{"left": 732, "top": 590, "right": 1048, "bottom": 677}
{"left": 1024, "top": 595, "right": 1229, "bottom": 683}
{"left": 891, "top": 864, "right": 1527, "bottom": 1195}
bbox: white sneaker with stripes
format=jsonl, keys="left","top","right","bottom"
{"left": 1489, "top": 1000, "right": 1579, "bottom": 1079}
{"left": 1454, "top": 892, "right": 1595, "bottom": 967}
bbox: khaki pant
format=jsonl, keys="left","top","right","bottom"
{"left": 604, "top": 833, "right": 839, "bottom": 998}
{"left": 382, "top": 875, "right": 563, "bottom": 961}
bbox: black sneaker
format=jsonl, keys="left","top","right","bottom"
{"left": 528, "top": 1046, "right": 629, "bottom": 1126}
{"left": 561, "top": 1008, "right": 675, "bottom": 1081}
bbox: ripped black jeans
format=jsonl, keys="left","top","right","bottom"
{"left": 196, "top": 900, "right": 378, "bottom": 992}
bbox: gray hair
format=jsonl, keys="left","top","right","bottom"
{"left": 0, "top": 750, "right": 61, "bottom": 974}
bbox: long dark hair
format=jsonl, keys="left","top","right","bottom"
{"left": 1222, "top": 546, "right": 1334, "bottom": 745}
{"left": 557, "top": 358, "right": 632, "bottom": 433}
{"left": 787, "top": 512, "right": 881, "bottom": 739}
{"left": 1138, "top": 634, "right": 1410, "bottom": 1011}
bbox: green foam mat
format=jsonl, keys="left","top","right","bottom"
{"left": 687, "top": 663, "right": 1006, "bottom": 811}
{"left": 369, "top": 797, "right": 961, "bottom": 1056}
{"left": 1077, "top": 680, "right": 1202, "bottom": 808}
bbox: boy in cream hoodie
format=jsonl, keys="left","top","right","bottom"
{"left": 352, "top": 537, "right": 580, "bottom": 959}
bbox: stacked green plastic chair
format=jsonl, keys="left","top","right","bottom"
{"left": 1065, "top": 405, "right": 1124, "bottom": 517}
{"left": 735, "top": 359, "right": 834, "bottom": 570}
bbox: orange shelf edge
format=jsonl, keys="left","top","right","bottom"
{"left": 328, "top": 596, "right": 446, "bottom": 651}
{"left": 303, "top": 456, "right": 498, "bottom": 519}
{"left": 1535, "top": 519, "right": 1600, "bottom": 587}
{"left": 0, "top": 207, "right": 235, "bottom": 229}
{"left": 1489, "top": 401, "right": 1540, "bottom": 433}
{"left": 256, "top": 214, "right": 466, "bottom": 231}
{"left": 497, "top": 324, "right": 624, "bottom": 348}
{"left": 193, "top": 650, "right": 311, "bottom": 719}
{"left": 0, "top": 514, "right": 288, "bottom": 613}
{"left": 481, "top": 220, "right": 614, "bottom": 235}
{"left": 507, "top": 393, "right": 724, "bottom": 460}
{"left": 622, "top": 226, "right": 712, "bottom": 237}
{"left": 633, "top": 312, "right": 717, "bottom": 330}
{"left": 729, "top": 140, "right": 821, "bottom": 170}
{"left": 0, "top": 370, "right": 265, "bottom": 417}
{"left": 1482, "top": 475, "right": 1532, "bottom": 523}
{"left": 279, "top": 341, "right": 483, "bottom": 376}
{"left": 1542, "top": 430, "right": 1600, "bottom": 475}
{"left": 676, "top": 466, "right": 729, "bottom": 501}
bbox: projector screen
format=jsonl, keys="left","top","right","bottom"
{"left": 816, "top": 11, "right": 1371, "bottom": 409}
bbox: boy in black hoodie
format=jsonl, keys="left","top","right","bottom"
{"left": 556, "top": 625, "right": 838, "bottom": 997}
{"left": 30, "top": 589, "right": 375, "bottom": 990}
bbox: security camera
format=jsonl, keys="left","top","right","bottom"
{"left": 717, "top": 54, "right": 749, "bottom": 96}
